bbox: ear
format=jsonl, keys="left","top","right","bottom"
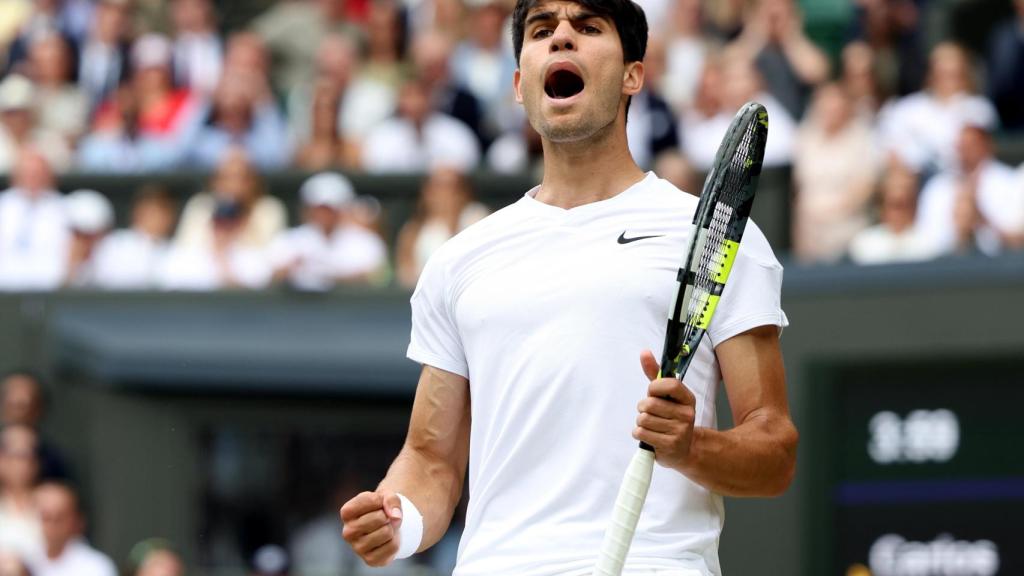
{"left": 622, "top": 61, "right": 645, "bottom": 97}
{"left": 513, "top": 68, "right": 523, "bottom": 104}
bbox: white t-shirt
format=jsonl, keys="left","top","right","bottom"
{"left": 158, "top": 244, "right": 272, "bottom": 291}
{"left": 0, "top": 188, "right": 70, "bottom": 291}
{"left": 848, "top": 224, "right": 937, "bottom": 265}
{"left": 91, "top": 229, "right": 171, "bottom": 290}
{"left": 268, "top": 223, "right": 387, "bottom": 291}
{"left": 361, "top": 114, "right": 481, "bottom": 174}
{"left": 407, "top": 173, "right": 787, "bottom": 576}
{"left": 29, "top": 538, "right": 117, "bottom": 576}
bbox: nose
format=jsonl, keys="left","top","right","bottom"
{"left": 549, "top": 20, "right": 575, "bottom": 53}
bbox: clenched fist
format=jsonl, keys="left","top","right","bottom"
{"left": 632, "top": 349, "right": 697, "bottom": 472}
{"left": 339, "top": 489, "right": 404, "bottom": 567}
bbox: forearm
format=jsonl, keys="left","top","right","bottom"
{"left": 378, "top": 444, "right": 464, "bottom": 550}
{"left": 782, "top": 36, "right": 830, "bottom": 85}
{"left": 680, "top": 410, "right": 798, "bottom": 497}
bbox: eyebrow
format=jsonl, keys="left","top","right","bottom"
{"left": 525, "top": 9, "right": 606, "bottom": 27}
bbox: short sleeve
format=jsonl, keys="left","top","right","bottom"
{"left": 407, "top": 252, "right": 469, "bottom": 378}
{"left": 707, "top": 221, "right": 789, "bottom": 346}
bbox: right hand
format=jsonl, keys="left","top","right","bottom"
{"left": 340, "top": 489, "right": 404, "bottom": 567}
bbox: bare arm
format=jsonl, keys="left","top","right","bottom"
{"left": 634, "top": 325, "right": 798, "bottom": 497}
{"left": 340, "top": 365, "right": 470, "bottom": 564}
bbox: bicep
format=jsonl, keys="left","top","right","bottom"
{"left": 715, "top": 325, "right": 789, "bottom": 426}
{"left": 405, "top": 365, "right": 471, "bottom": 474}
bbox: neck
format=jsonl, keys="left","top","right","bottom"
{"left": 47, "top": 539, "right": 71, "bottom": 560}
{"left": 534, "top": 122, "right": 645, "bottom": 209}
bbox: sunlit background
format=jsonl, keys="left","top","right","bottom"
{"left": 0, "top": 0, "right": 1022, "bottom": 575}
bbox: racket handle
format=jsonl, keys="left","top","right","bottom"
{"left": 594, "top": 447, "right": 656, "bottom": 576}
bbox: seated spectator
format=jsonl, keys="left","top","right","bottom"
{"left": 987, "top": 0, "right": 1024, "bottom": 130}
{"left": 75, "top": 83, "right": 140, "bottom": 172}
{"left": 62, "top": 190, "right": 115, "bottom": 288}
{"left": 626, "top": 40, "right": 680, "bottom": 170}
{"left": 189, "top": 70, "right": 290, "bottom": 170}
{"left": 87, "top": 34, "right": 204, "bottom": 170}
{"left": 4, "top": 0, "right": 89, "bottom": 75}
{"left": 361, "top": 0, "right": 410, "bottom": 91}
{"left": 128, "top": 539, "right": 184, "bottom": 576}
{"left": 0, "top": 425, "right": 44, "bottom": 563}
{"left": 289, "top": 33, "right": 397, "bottom": 170}
{"left": 0, "top": 75, "right": 72, "bottom": 173}
{"left": 26, "top": 32, "right": 89, "bottom": 144}
{"left": 396, "top": 167, "right": 489, "bottom": 288}
{"left": 30, "top": 482, "right": 117, "bottom": 576}
{"left": 915, "top": 123, "right": 1020, "bottom": 256}
{"left": 879, "top": 42, "right": 998, "bottom": 174}
{"left": 727, "top": 0, "right": 830, "bottom": 119}
{"left": 0, "top": 150, "right": 69, "bottom": 291}
{"left": 361, "top": 76, "right": 480, "bottom": 173}
{"left": 412, "top": 30, "right": 486, "bottom": 147}
{"left": 1, "top": 371, "right": 68, "bottom": 481}
{"left": 849, "top": 159, "right": 934, "bottom": 264}
{"left": 159, "top": 198, "right": 273, "bottom": 291}
{"left": 269, "top": 173, "right": 388, "bottom": 290}
{"left": 77, "top": 0, "right": 132, "bottom": 110}
{"left": 792, "top": 83, "right": 879, "bottom": 264}
{"left": 486, "top": 119, "right": 544, "bottom": 177}
{"left": 449, "top": 0, "right": 519, "bottom": 140}
{"left": 175, "top": 148, "right": 286, "bottom": 251}
{"left": 847, "top": 0, "right": 925, "bottom": 97}
{"left": 681, "top": 52, "right": 796, "bottom": 171}
{"left": 169, "top": 0, "right": 223, "bottom": 96}
{"left": 91, "top": 185, "right": 177, "bottom": 290}
{"left": 840, "top": 41, "right": 887, "bottom": 121}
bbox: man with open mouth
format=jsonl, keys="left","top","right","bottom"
{"left": 340, "top": 1, "right": 796, "bottom": 575}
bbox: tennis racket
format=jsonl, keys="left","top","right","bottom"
{"left": 593, "top": 101, "right": 769, "bottom": 576}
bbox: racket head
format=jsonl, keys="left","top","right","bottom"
{"left": 660, "top": 101, "right": 769, "bottom": 379}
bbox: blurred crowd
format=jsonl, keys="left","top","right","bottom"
{"left": 0, "top": 0, "right": 1022, "bottom": 288}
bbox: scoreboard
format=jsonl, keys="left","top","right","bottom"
{"left": 807, "top": 357, "right": 1024, "bottom": 576}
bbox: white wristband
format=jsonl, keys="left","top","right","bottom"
{"left": 394, "top": 493, "right": 424, "bottom": 559}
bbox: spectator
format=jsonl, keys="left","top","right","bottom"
{"left": 879, "top": 42, "right": 998, "bottom": 174}
{"left": 175, "top": 148, "right": 287, "bottom": 251}
{"left": 361, "top": 76, "right": 480, "bottom": 173}
{"left": 62, "top": 189, "right": 115, "bottom": 288}
{"left": 27, "top": 32, "right": 90, "bottom": 144}
{"left": 91, "top": 33, "right": 205, "bottom": 170}
{"left": 727, "top": 0, "right": 830, "bottom": 119}
{"left": 987, "top": 0, "right": 1024, "bottom": 130}
{"left": 792, "top": 83, "right": 879, "bottom": 264}
{"left": 849, "top": 158, "right": 934, "bottom": 264}
{"left": 0, "top": 425, "right": 44, "bottom": 563}
{"left": 361, "top": 0, "right": 409, "bottom": 90}
{"left": 222, "top": 32, "right": 272, "bottom": 84}
{"left": 189, "top": 70, "right": 291, "bottom": 170}
{"left": 396, "top": 167, "right": 489, "bottom": 288}
{"left": 129, "top": 540, "right": 184, "bottom": 576}
{"left": 91, "top": 185, "right": 177, "bottom": 290}
{"left": 485, "top": 118, "right": 543, "bottom": 176}
{"left": 449, "top": 0, "right": 519, "bottom": 140}
{"left": 0, "top": 552, "right": 31, "bottom": 576}
{"left": 840, "top": 40, "right": 887, "bottom": 121}
{"left": 30, "top": 482, "right": 117, "bottom": 576}
{"left": 77, "top": 0, "right": 132, "bottom": 110}
{"left": 654, "top": 152, "right": 698, "bottom": 194}
{"left": 169, "top": 0, "right": 223, "bottom": 96}
{"left": 4, "top": 0, "right": 89, "bottom": 75}
{"left": 681, "top": 51, "right": 796, "bottom": 171}
{"left": 412, "top": 30, "right": 486, "bottom": 147}
{"left": 288, "top": 33, "right": 396, "bottom": 170}
{"left": 626, "top": 37, "right": 680, "bottom": 170}
{"left": 269, "top": 172, "right": 388, "bottom": 290}
{"left": 0, "top": 150, "right": 69, "bottom": 291}
{"left": 75, "top": 83, "right": 140, "bottom": 172}
{"left": 848, "top": 0, "right": 925, "bottom": 97}
{"left": 915, "top": 123, "right": 1020, "bottom": 257}
{"left": 159, "top": 194, "right": 273, "bottom": 291}
{"left": 0, "top": 75, "right": 72, "bottom": 173}
{"left": 1, "top": 371, "right": 68, "bottom": 481}
{"left": 660, "top": 0, "right": 716, "bottom": 111}
{"left": 250, "top": 0, "right": 357, "bottom": 95}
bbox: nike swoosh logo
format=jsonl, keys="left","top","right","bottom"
{"left": 617, "top": 232, "right": 664, "bottom": 244}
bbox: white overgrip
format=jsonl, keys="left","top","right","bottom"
{"left": 593, "top": 448, "right": 656, "bottom": 576}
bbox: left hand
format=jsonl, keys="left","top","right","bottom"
{"left": 632, "top": 350, "right": 697, "bottom": 472}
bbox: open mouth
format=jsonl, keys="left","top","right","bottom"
{"left": 544, "top": 69, "right": 585, "bottom": 99}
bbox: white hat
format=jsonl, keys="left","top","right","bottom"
{"left": 66, "top": 189, "right": 114, "bottom": 234}
{"left": 0, "top": 75, "right": 36, "bottom": 111}
{"left": 299, "top": 172, "right": 356, "bottom": 209}
{"left": 132, "top": 34, "right": 173, "bottom": 70}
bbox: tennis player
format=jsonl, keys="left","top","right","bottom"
{"left": 340, "top": 1, "right": 798, "bottom": 574}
